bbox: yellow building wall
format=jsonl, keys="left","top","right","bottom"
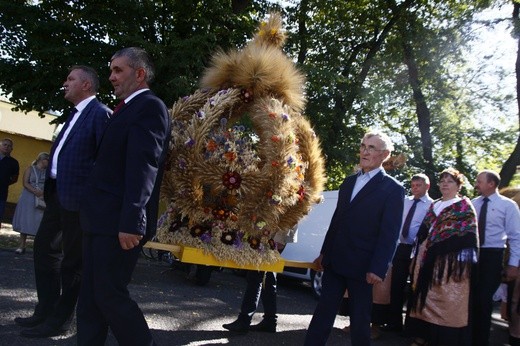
{"left": 0, "top": 100, "right": 58, "bottom": 222}
{"left": 0, "top": 131, "right": 53, "bottom": 204}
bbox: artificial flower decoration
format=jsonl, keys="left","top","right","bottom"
{"left": 156, "top": 13, "right": 325, "bottom": 267}
{"left": 212, "top": 208, "right": 230, "bottom": 221}
{"left": 222, "top": 171, "right": 242, "bottom": 190}
{"left": 220, "top": 231, "right": 236, "bottom": 245}
{"left": 190, "top": 225, "right": 208, "bottom": 238}
{"left": 248, "top": 236, "right": 261, "bottom": 250}
{"left": 240, "top": 89, "right": 254, "bottom": 103}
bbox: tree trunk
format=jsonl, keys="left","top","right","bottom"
{"left": 390, "top": 1, "right": 438, "bottom": 196}
{"left": 401, "top": 38, "right": 439, "bottom": 196}
{"left": 231, "top": 0, "right": 251, "bottom": 13}
{"left": 499, "top": 6, "right": 520, "bottom": 188}
{"left": 297, "top": 0, "right": 308, "bottom": 65}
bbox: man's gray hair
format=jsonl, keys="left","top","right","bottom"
{"left": 362, "top": 130, "right": 394, "bottom": 152}
{"left": 69, "top": 65, "right": 100, "bottom": 93}
{"left": 412, "top": 173, "right": 430, "bottom": 186}
{"left": 111, "top": 47, "right": 155, "bottom": 84}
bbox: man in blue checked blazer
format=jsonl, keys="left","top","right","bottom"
{"left": 304, "top": 131, "right": 405, "bottom": 346}
{"left": 78, "top": 47, "right": 170, "bottom": 346}
{"left": 15, "top": 65, "right": 111, "bottom": 338}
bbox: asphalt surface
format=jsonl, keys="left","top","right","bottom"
{"left": 0, "top": 225, "right": 511, "bottom": 345}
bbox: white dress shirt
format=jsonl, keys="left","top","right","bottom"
{"left": 399, "top": 193, "right": 433, "bottom": 244}
{"left": 124, "top": 88, "right": 149, "bottom": 104}
{"left": 472, "top": 192, "right": 520, "bottom": 266}
{"left": 350, "top": 167, "right": 383, "bottom": 201}
{"left": 50, "top": 95, "right": 95, "bottom": 179}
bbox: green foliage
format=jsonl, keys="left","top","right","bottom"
{"left": 0, "top": 0, "right": 271, "bottom": 120}
{"left": 0, "top": 0, "right": 517, "bottom": 191}
{"left": 286, "top": 0, "right": 515, "bottom": 190}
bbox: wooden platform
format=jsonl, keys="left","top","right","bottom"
{"left": 143, "top": 241, "right": 318, "bottom": 273}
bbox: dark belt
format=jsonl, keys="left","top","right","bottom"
{"left": 398, "top": 243, "right": 413, "bottom": 248}
{"left": 480, "top": 248, "right": 504, "bottom": 253}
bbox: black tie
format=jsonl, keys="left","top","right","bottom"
{"left": 402, "top": 199, "right": 420, "bottom": 239}
{"left": 60, "top": 107, "right": 78, "bottom": 133}
{"left": 479, "top": 197, "right": 489, "bottom": 246}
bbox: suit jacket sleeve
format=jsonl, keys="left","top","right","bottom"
{"left": 118, "top": 98, "right": 169, "bottom": 234}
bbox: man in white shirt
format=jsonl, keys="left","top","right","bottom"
{"left": 15, "top": 66, "right": 110, "bottom": 338}
{"left": 472, "top": 170, "right": 520, "bottom": 346}
{"left": 381, "top": 173, "right": 433, "bottom": 332}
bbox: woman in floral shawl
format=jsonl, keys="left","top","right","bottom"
{"left": 406, "top": 168, "right": 478, "bottom": 346}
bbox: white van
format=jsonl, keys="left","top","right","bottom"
{"left": 281, "top": 190, "right": 338, "bottom": 298}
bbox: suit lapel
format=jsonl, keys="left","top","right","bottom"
{"left": 349, "top": 171, "right": 385, "bottom": 208}
{"left": 51, "top": 115, "right": 72, "bottom": 153}
{"left": 61, "top": 99, "right": 97, "bottom": 148}
{"left": 47, "top": 103, "right": 92, "bottom": 177}
{"left": 343, "top": 175, "right": 356, "bottom": 206}
{"left": 96, "top": 90, "right": 152, "bottom": 154}
{"left": 110, "top": 90, "right": 151, "bottom": 120}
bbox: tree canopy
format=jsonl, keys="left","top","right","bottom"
{"left": 1, "top": 0, "right": 518, "bottom": 195}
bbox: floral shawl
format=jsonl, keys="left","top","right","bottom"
{"left": 410, "top": 196, "right": 478, "bottom": 312}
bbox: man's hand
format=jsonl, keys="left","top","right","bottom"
{"left": 313, "top": 254, "right": 324, "bottom": 271}
{"left": 366, "top": 272, "right": 383, "bottom": 285}
{"left": 118, "top": 232, "right": 143, "bottom": 250}
{"left": 503, "top": 265, "right": 519, "bottom": 282}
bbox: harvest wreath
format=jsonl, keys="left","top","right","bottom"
{"left": 156, "top": 13, "right": 326, "bottom": 267}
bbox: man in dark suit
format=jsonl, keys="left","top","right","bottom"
{"left": 304, "top": 131, "right": 404, "bottom": 346}
{"left": 77, "top": 47, "right": 170, "bottom": 346}
{"left": 15, "top": 66, "right": 110, "bottom": 338}
{"left": 0, "top": 138, "right": 19, "bottom": 227}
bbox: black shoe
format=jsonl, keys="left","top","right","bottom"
{"left": 249, "top": 319, "right": 276, "bottom": 333}
{"left": 222, "top": 319, "right": 250, "bottom": 333}
{"left": 20, "top": 324, "right": 68, "bottom": 338}
{"left": 14, "top": 315, "right": 45, "bottom": 328}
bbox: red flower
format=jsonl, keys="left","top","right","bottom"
{"left": 206, "top": 140, "right": 218, "bottom": 151}
{"left": 212, "top": 208, "right": 230, "bottom": 220}
{"left": 224, "top": 152, "right": 236, "bottom": 161}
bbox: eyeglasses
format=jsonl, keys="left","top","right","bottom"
{"left": 360, "top": 143, "right": 384, "bottom": 154}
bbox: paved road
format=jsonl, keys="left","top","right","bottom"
{"left": 0, "top": 226, "right": 511, "bottom": 345}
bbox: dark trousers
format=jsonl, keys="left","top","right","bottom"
{"left": 238, "top": 247, "right": 284, "bottom": 323}
{"left": 387, "top": 243, "right": 413, "bottom": 328}
{"left": 32, "top": 180, "right": 82, "bottom": 329}
{"left": 77, "top": 235, "right": 155, "bottom": 346}
{"left": 472, "top": 248, "right": 504, "bottom": 346}
{"left": 304, "top": 269, "right": 372, "bottom": 346}
{"left": 238, "top": 270, "right": 277, "bottom": 322}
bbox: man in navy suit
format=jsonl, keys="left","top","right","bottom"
{"left": 15, "top": 66, "right": 110, "bottom": 338}
{"left": 304, "top": 131, "right": 404, "bottom": 346}
{"left": 77, "top": 47, "right": 170, "bottom": 346}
